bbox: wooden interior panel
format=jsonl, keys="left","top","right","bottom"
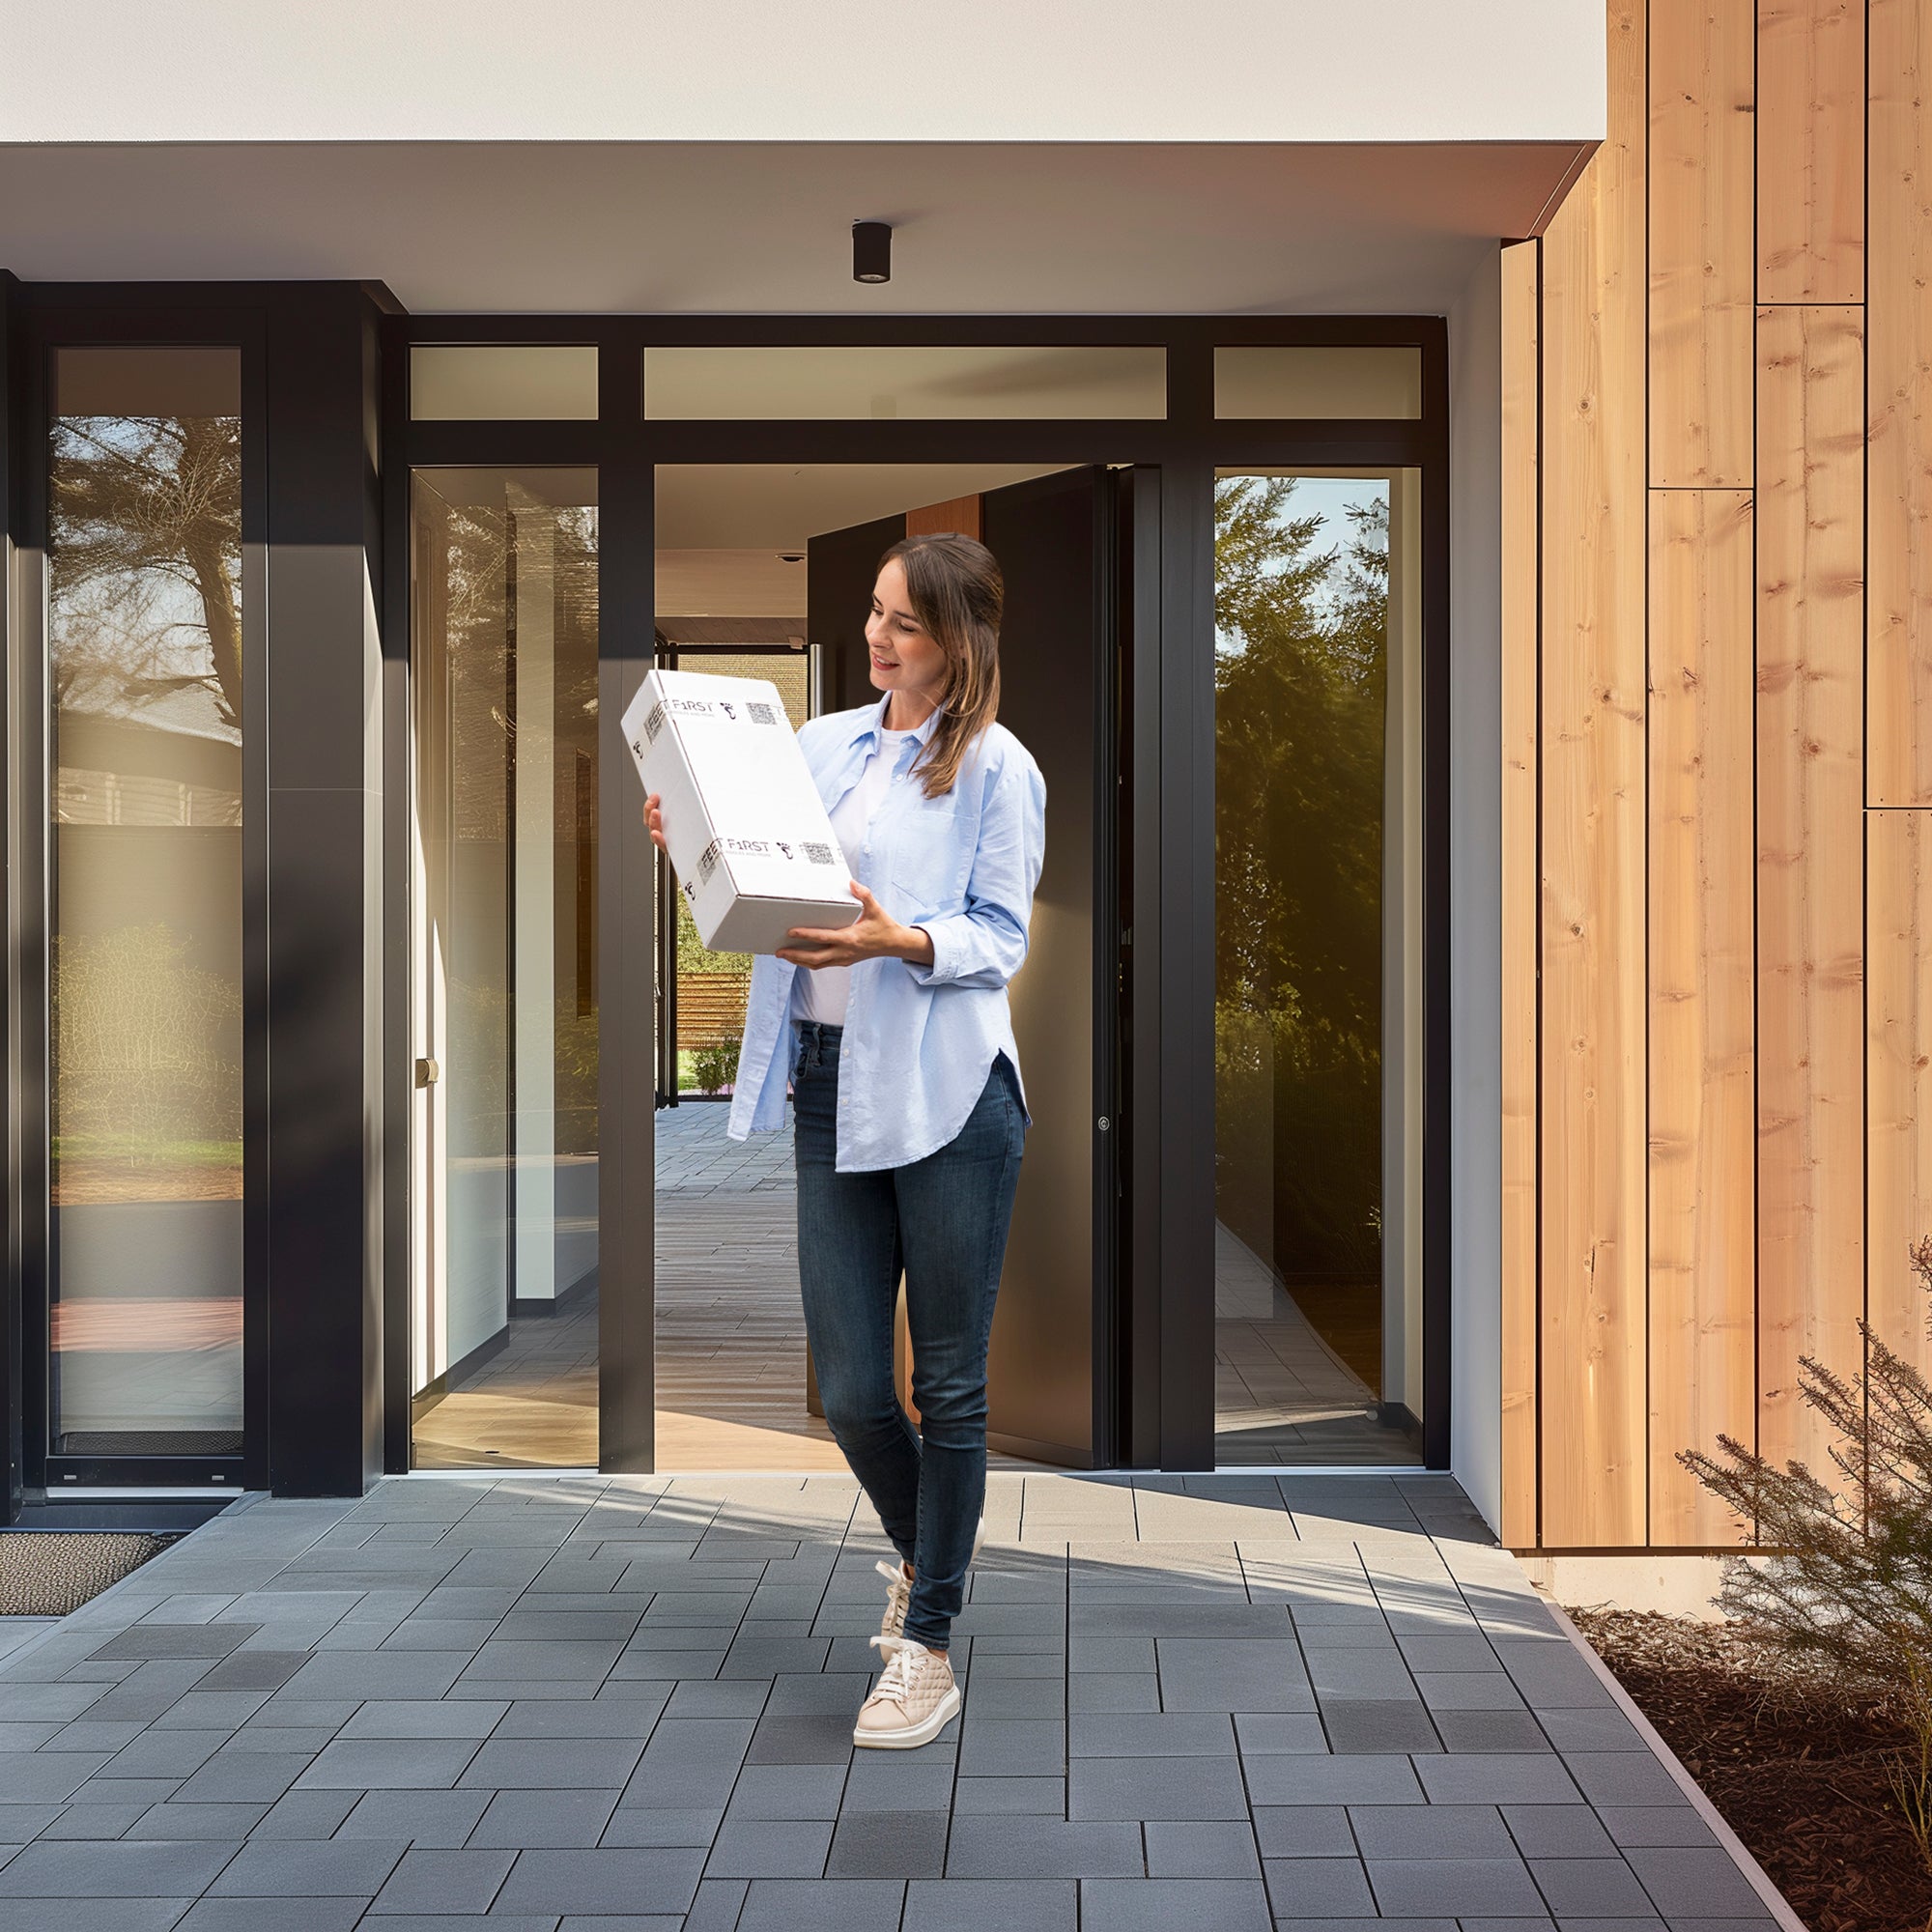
{"left": 1500, "top": 239, "right": 1541, "bottom": 1549}
{"left": 1757, "top": 0, "right": 1865, "bottom": 302}
{"left": 1756, "top": 304, "right": 1866, "bottom": 1477}
{"left": 905, "top": 496, "right": 983, "bottom": 541}
{"left": 1647, "top": 488, "right": 1756, "bottom": 1545}
{"left": 1538, "top": 0, "right": 1649, "bottom": 1549}
{"left": 1870, "top": 0, "right": 1932, "bottom": 803}
{"left": 1649, "top": 0, "right": 1756, "bottom": 487}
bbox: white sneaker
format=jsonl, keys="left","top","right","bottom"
{"left": 853, "top": 1635, "right": 962, "bottom": 1748}
{"left": 874, "top": 1515, "right": 986, "bottom": 1652}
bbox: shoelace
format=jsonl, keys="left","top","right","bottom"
{"left": 875, "top": 1558, "right": 912, "bottom": 1628}
{"left": 867, "top": 1634, "right": 923, "bottom": 1704}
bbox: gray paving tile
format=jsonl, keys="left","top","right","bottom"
{"left": 1320, "top": 1699, "right": 1442, "bottom": 1753}
{"left": 734, "top": 1878, "right": 906, "bottom": 1932}
{"left": 295, "top": 1738, "right": 479, "bottom": 1789}
{"left": 0, "top": 1900, "right": 192, "bottom": 1931}
{"left": 1366, "top": 1856, "right": 1548, "bottom": 1917}
{"left": 339, "top": 1701, "right": 507, "bottom": 1740}
{"left": 0, "top": 1839, "right": 236, "bottom": 1896}
{"left": 664, "top": 1681, "right": 773, "bottom": 1719}
{"left": 598, "top": 1807, "right": 724, "bottom": 1848}
{"left": 1144, "top": 1819, "right": 1264, "bottom": 1879}
{"left": 1069, "top": 1712, "right": 1236, "bottom": 1756}
{"left": 903, "top": 1877, "right": 1077, "bottom": 1931}
{"left": 1596, "top": 1806, "right": 1719, "bottom": 1849}
{"left": 838, "top": 1759, "right": 957, "bottom": 1813}
{"left": 1156, "top": 1639, "right": 1317, "bottom": 1713}
{"left": 493, "top": 1846, "right": 707, "bottom": 1916}
{"left": 1082, "top": 1877, "right": 1271, "bottom": 1930}
{"left": 276, "top": 1653, "right": 470, "bottom": 1702}
{"left": 124, "top": 1802, "right": 269, "bottom": 1840}
{"left": 174, "top": 1903, "right": 367, "bottom": 1931}
{"left": 1253, "top": 1807, "right": 1355, "bottom": 1857}
{"left": 1562, "top": 1753, "right": 1688, "bottom": 1806}
{"left": 208, "top": 1838, "right": 408, "bottom": 1895}
{"left": 957, "top": 1719, "right": 1064, "bottom": 1776}
{"left": 1413, "top": 1752, "right": 1583, "bottom": 1804}
{"left": 1306, "top": 1647, "right": 1412, "bottom": 1699}
{"left": 1620, "top": 1846, "right": 1768, "bottom": 1916}
{"left": 724, "top": 1763, "right": 848, "bottom": 1820}
{"left": 249, "top": 1789, "right": 361, "bottom": 1838}
{"left": 1259, "top": 1856, "right": 1378, "bottom": 1918}
{"left": 1234, "top": 1713, "right": 1329, "bottom": 1754}
{"left": 469, "top": 1788, "right": 621, "bottom": 1849}
{"left": 1069, "top": 1755, "right": 1251, "bottom": 1820}
{"left": 1065, "top": 1671, "right": 1160, "bottom": 1714}
{"left": 1435, "top": 1710, "right": 1555, "bottom": 1753}
{"left": 680, "top": 1877, "right": 750, "bottom": 1932}
{"left": 1537, "top": 1709, "right": 1651, "bottom": 1752}
{"left": 1529, "top": 1856, "right": 1663, "bottom": 1916}
{"left": 367, "top": 1846, "right": 515, "bottom": 1914}
{"left": 944, "top": 1814, "right": 1146, "bottom": 1881}
{"left": 0, "top": 1754, "right": 111, "bottom": 1804}
{"left": 1502, "top": 1804, "right": 1620, "bottom": 1858}
{"left": 821, "top": 1808, "right": 948, "bottom": 1880}
{"left": 704, "top": 1815, "right": 835, "bottom": 1878}
{"left": 99, "top": 1731, "right": 229, "bottom": 1778}
{"left": 1242, "top": 1754, "right": 1426, "bottom": 1806}
{"left": 339, "top": 1788, "right": 493, "bottom": 1847}
{"left": 951, "top": 1776, "right": 1065, "bottom": 1815}
{"left": 87, "top": 1624, "right": 256, "bottom": 1662}
{"left": 1349, "top": 1804, "right": 1515, "bottom": 1859}
{"left": 460, "top": 1737, "right": 646, "bottom": 1789}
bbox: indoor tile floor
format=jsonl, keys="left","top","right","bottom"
{"left": 0, "top": 1472, "right": 1791, "bottom": 1931}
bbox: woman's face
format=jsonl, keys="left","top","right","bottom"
{"left": 866, "top": 558, "right": 949, "bottom": 706}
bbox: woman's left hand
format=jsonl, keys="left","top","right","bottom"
{"left": 777, "top": 883, "right": 935, "bottom": 969}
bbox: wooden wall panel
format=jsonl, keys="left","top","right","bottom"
{"left": 1647, "top": 489, "right": 1757, "bottom": 1543}
{"left": 1539, "top": 0, "right": 1649, "bottom": 1549}
{"left": 1756, "top": 304, "right": 1866, "bottom": 1477}
{"left": 1500, "top": 240, "right": 1541, "bottom": 1549}
{"left": 1870, "top": 0, "right": 1932, "bottom": 805}
{"left": 1756, "top": 0, "right": 1864, "bottom": 302}
{"left": 1649, "top": 0, "right": 1756, "bottom": 487}
{"left": 905, "top": 496, "right": 983, "bottom": 541}
{"left": 1870, "top": 814, "right": 1932, "bottom": 1384}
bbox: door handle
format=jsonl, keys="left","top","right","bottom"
{"left": 415, "top": 1056, "right": 440, "bottom": 1087}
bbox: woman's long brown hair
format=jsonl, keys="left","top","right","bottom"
{"left": 875, "top": 530, "right": 1004, "bottom": 799}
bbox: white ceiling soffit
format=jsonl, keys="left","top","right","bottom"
{"left": 0, "top": 141, "right": 1590, "bottom": 314}
{"left": 5, "top": 1, "right": 1604, "bottom": 146}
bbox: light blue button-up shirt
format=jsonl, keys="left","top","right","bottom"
{"left": 725, "top": 695, "right": 1047, "bottom": 1172}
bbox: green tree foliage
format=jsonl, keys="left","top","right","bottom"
{"left": 1214, "top": 476, "right": 1388, "bottom": 1286}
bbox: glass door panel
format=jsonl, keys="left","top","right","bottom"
{"left": 1212, "top": 468, "right": 1424, "bottom": 1466}
{"left": 46, "top": 347, "right": 245, "bottom": 1461}
{"left": 409, "top": 467, "right": 600, "bottom": 1469}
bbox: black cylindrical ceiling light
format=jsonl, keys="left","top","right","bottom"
{"left": 852, "top": 220, "right": 892, "bottom": 285}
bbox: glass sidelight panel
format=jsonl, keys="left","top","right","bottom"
{"left": 1212, "top": 469, "right": 1423, "bottom": 1466}
{"left": 46, "top": 346, "right": 245, "bottom": 1457}
{"left": 409, "top": 468, "right": 600, "bottom": 1469}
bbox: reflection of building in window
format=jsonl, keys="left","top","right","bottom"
{"left": 55, "top": 767, "right": 242, "bottom": 826}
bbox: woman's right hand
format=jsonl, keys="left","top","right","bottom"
{"left": 641, "top": 792, "right": 669, "bottom": 855}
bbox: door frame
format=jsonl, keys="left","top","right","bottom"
{"left": 379, "top": 313, "right": 1450, "bottom": 1475}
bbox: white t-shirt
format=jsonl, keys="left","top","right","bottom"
{"left": 788, "top": 726, "right": 916, "bottom": 1027}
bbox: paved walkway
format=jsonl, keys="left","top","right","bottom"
{"left": 0, "top": 1474, "right": 1785, "bottom": 1930}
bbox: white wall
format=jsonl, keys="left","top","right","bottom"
{"left": 1447, "top": 244, "right": 1506, "bottom": 1531}
{"left": 6, "top": 2, "right": 1604, "bottom": 145}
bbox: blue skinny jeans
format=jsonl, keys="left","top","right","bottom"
{"left": 791, "top": 1019, "right": 1026, "bottom": 1651}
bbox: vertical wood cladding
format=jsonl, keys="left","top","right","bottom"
{"left": 1538, "top": 0, "right": 1650, "bottom": 1549}
{"left": 1508, "top": 0, "right": 1909, "bottom": 1548}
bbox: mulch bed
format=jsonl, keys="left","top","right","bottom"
{"left": 1571, "top": 1607, "right": 1932, "bottom": 1932}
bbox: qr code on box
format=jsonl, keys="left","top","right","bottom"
{"left": 803, "top": 841, "right": 834, "bottom": 865}
{"left": 748, "top": 701, "right": 778, "bottom": 725}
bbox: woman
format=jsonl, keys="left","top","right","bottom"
{"left": 643, "top": 531, "right": 1045, "bottom": 1750}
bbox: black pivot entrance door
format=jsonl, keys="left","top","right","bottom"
{"left": 807, "top": 466, "right": 1122, "bottom": 1468}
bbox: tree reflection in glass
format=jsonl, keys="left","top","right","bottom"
{"left": 46, "top": 347, "right": 244, "bottom": 1455}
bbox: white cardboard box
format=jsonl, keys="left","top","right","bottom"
{"left": 620, "top": 667, "right": 861, "bottom": 954}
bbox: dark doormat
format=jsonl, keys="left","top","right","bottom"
{"left": 0, "top": 1531, "right": 178, "bottom": 1616}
